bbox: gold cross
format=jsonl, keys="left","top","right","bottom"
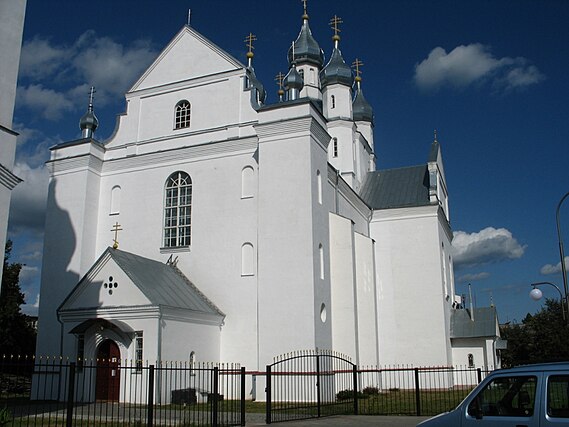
{"left": 352, "top": 58, "right": 364, "bottom": 80}
{"left": 329, "top": 15, "right": 343, "bottom": 37}
{"left": 244, "top": 32, "right": 257, "bottom": 57}
{"left": 111, "top": 222, "right": 122, "bottom": 249}
{"left": 275, "top": 72, "right": 285, "bottom": 91}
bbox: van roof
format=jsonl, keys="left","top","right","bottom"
{"left": 497, "top": 362, "right": 569, "bottom": 374}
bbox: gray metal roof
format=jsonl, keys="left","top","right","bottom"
{"left": 352, "top": 87, "right": 373, "bottom": 123}
{"left": 287, "top": 19, "right": 324, "bottom": 67}
{"left": 320, "top": 47, "right": 353, "bottom": 87}
{"left": 108, "top": 248, "right": 224, "bottom": 317}
{"left": 451, "top": 307, "right": 499, "bottom": 339}
{"left": 359, "top": 165, "right": 430, "bottom": 210}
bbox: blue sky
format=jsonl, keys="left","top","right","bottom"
{"left": 8, "top": 0, "right": 569, "bottom": 323}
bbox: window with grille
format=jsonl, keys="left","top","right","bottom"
{"left": 164, "top": 171, "right": 192, "bottom": 247}
{"left": 135, "top": 331, "right": 143, "bottom": 372}
{"left": 174, "top": 100, "right": 191, "bottom": 129}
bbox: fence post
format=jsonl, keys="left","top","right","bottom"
{"left": 147, "top": 365, "right": 154, "bottom": 427}
{"left": 352, "top": 364, "right": 359, "bottom": 416}
{"left": 265, "top": 365, "right": 272, "bottom": 424}
{"left": 65, "top": 362, "right": 76, "bottom": 427}
{"left": 316, "top": 353, "right": 321, "bottom": 418}
{"left": 240, "top": 367, "right": 246, "bottom": 426}
{"left": 414, "top": 368, "right": 421, "bottom": 416}
{"left": 477, "top": 367, "right": 482, "bottom": 384}
{"left": 212, "top": 366, "right": 219, "bottom": 427}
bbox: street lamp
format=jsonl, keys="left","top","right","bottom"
{"left": 529, "top": 281, "right": 566, "bottom": 321}
{"left": 556, "top": 191, "right": 569, "bottom": 324}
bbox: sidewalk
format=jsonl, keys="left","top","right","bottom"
{"left": 246, "top": 414, "right": 431, "bottom": 426}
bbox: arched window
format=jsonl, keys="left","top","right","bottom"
{"left": 110, "top": 185, "right": 121, "bottom": 215}
{"left": 241, "top": 243, "right": 255, "bottom": 276}
{"left": 174, "top": 100, "right": 191, "bottom": 129}
{"left": 317, "top": 170, "right": 322, "bottom": 205}
{"left": 468, "top": 353, "right": 475, "bottom": 368}
{"left": 241, "top": 166, "right": 255, "bottom": 199}
{"left": 331, "top": 95, "right": 336, "bottom": 109}
{"left": 164, "top": 171, "right": 192, "bottom": 247}
{"left": 319, "top": 243, "right": 324, "bottom": 279}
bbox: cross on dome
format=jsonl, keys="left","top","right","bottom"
{"left": 352, "top": 58, "right": 364, "bottom": 83}
{"left": 329, "top": 15, "right": 343, "bottom": 44}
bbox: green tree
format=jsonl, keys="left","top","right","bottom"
{"left": 0, "top": 240, "right": 36, "bottom": 356}
{"left": 500, "top": 299, "right": 569, "bottom": 367}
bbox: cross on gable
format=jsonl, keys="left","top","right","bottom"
{"left": 111, "top": 222, "right": 123, "bottom": 249}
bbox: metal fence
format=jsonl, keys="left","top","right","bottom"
{"left": 1, "top": 355, "right": 244, "bottom": 426}
{"left": 1, "top": 354, "right": 494, "bottom": 426}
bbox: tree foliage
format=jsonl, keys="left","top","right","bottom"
{"left": 0, "top": 240, "right": 36, "bottom": 356}
{"left": 500, "top": 299, "right": 569, "bottom": 367}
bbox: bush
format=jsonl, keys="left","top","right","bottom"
{"left": 0, "top": 407, "right": 11, "bottom": 426}
{"left": 336, "top": 389, "right": 368, "bottom": 401}
{"left": 362, "top": 386, "right": 379, "bottom": 395}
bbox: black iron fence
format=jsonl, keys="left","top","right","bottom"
{"left": 1, "top": 355, "right": 244, "bottom": 426}
{"left": 1, "top": 354, "right": 494, "bottom": 426}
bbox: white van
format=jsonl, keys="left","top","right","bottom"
{"left": 417, "top": 362, "right": 569, "bottom": 426}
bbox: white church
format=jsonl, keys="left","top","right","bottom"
{"left": 35, "top": 3, "right": 503, "bottom": 398}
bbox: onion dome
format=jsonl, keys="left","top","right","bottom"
{"left": 352, "top": 83, "right": 373, "bottom": 123}
{"left": 284, "top": 64, "right": 304, "bottom": 100}
{"left": 80, "top": 86, "right": 99, "bottom": 138}
{"left": 320, "top": 47, "right": 354, "bottom": 87}
{"left": 287, "top": 15, "right": 324, "bottom": 67}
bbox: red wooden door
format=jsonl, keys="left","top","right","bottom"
{"left": 95, "top": 340, "right": 121, "bottom": 401}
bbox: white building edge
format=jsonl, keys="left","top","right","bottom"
{"left": 35, "top": 5, "right": 504, "bottom": 401}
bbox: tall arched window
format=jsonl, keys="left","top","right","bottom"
{"left": 331, "top": 95, "right": 336, "bottom": 109}
{"left": 174, "top": 100, "right": 191, "bottom": 129}
{"left": 332, "top": 138, "right": 338, "bottom": 158}
{"left": 164, "top": 171, "right": 192, "bottom": 247}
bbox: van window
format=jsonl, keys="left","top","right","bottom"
{"left": 467, "top": 376, "right": 536, "bottom": 418}
{"left": 548, "top": 375, "right": 569, "bottom": 418}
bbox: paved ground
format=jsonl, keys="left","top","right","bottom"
{"left": 246, "top": 414, "right": 431, "bottom": 426}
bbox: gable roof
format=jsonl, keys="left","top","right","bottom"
{"left": 131, "top": 25, "right": 245, "bottom": 92}
{"left": 451, "top": 307, "right": 500, "bottom": 339}
{"left": 359, "top": 165, "right": 430, "bottom": 210}
{"left": 59, "top": 247, "right": 224, "bottom": 318}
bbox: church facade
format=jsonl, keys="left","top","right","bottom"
{"left": 35, "top": 5, "right": 501, "bottom": 400}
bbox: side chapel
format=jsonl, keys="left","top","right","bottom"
{"left": 35, "top": 3, "right": 502, "bottom": 400}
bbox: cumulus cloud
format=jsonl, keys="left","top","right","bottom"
{"left": 9, "top": 162, "right": 49, "bottom": 232}
{"left": 456, "top": 272, "right": 490, "bottom": 283}
{"left": 17, "top": 31, "right": 158, "bottom": 120}
{"left": 453, "top": 227, "right": 526, "bottom": 269}
{"left": 540, "top": 256, "right": 569, "bottom": 275}
{"left": 414, "top": 43, "right": 544, "bottom": 92}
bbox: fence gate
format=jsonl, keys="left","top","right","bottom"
{"left": 265, "top": 350, "right": 357, "bottom": 424}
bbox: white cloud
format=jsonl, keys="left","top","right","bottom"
{"left": 456, "top": 272, "right": 490, "bottom": 283}
{"left": 17, "top": 84, "right": 75, "bottom": 121}
{"left": 540, "top": 256, "right": 569, "bottom": 275}
{"left": 9, "top": 162, "right": 49, "bottom": 232}
{"left": 19, "top": 265, "right": 39, "bottom": 282}
{"left": 414, "top": 43, "right": 544, "bottom": 91}
{"left": 453, "top": 227, "right": 526, "bottom": 268}
{"left": 17, "top": 31, "right": 158, "bottom": 121}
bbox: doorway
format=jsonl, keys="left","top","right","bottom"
{"left": 95, "top": 339, "right": 121, "bottom": 401}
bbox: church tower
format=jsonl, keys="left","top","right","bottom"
{"left": 287, "top": 2, "right": 324, "bottom": 100}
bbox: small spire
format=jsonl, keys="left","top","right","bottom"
{"left": 79, "top": 86, "right": 99, "bottom": 139}
{"left": 244, "top": 32, "right": 257, "bottom": 67}
{"left": 329, "top": 15, "right": 343, "bottom": 47}
{"left": 187, "top": 9, "right": 191, "bottom": 26}
{"left": 275, "top": 72, "right": 285, "bottom": 102}
{"left": 434, "top": 129, "right": 438, "bottom": 143}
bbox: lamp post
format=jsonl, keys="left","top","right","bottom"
{"left": 556, "top": 191, "right": 569, "bottom": 324}
{"left": 529, "top": 281, "right": 566, "bottom": 321}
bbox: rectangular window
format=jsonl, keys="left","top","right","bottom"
{"left": 135, "top": 332, "right": 143, "bottom": 372}
{"left": 548, "top": 375, "right": 569, "bottom": 418}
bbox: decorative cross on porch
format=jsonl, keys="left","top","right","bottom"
{"left": 111, "top": 222, "right": 122, "bottom": 249}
